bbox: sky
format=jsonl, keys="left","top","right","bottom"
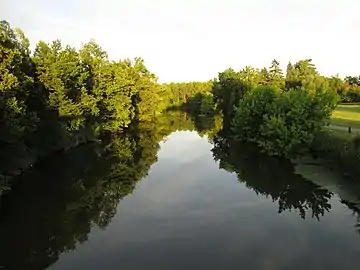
{"left": 1, "top": 0, "right": 359, "bottom": 82}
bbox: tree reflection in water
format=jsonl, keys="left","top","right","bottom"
{"left": 211, "top": 130, "right": 333, "bottom": 220}
{"left": 1, "top": 112, "right": 360, "bottom": 270}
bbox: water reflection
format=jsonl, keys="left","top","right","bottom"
{"left": 342, "top": 200, "right": 360, "bottom": 236}
{"left": 1, "top": 112, "right": 360, "bottom": 270}
{"left": 0, "top": 133, "right": 157, "bottom": 269}
{"left": 211, "top": 133, "right": 333, "bottom": 220}
{"left": 0, "top": 111, "right": 207, "bottom": 269}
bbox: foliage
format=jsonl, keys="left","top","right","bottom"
{"left": 342, "top": 76, "right": 360, "bottom": 103}
{"left": 211, "top": 59, "right": 341, "bottom": 157}
{"left": 212, "top": 60, "right": 286, "bottom": 125}
{"left": 0, "top": 21, "right": 168, "bottom": 181}
{"left": 0, "top": 21, "right": 38, "bottom": 144}
{"left": 161, "top": 81, "right": 213, "bottom": 107}
{"left": 212, "top": 68, "right": 252, "bottom": 123}
{"left": 183, "top": 92, "right": 215, "bottom": 115}
{"left": 285, "top": 59, "right": 328, "bottom": 92}
{"left": 231, "top": 86, "right": 338, "bottom": 156}
{"left": 2, "top": 17, "right": 360, "bottom": 269}
{"left": 1, "top": 18, "right": 359, "bottom": 182}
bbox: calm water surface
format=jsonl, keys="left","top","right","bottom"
{"left": 1, "top": 128, "right": 360, "bottom": 270}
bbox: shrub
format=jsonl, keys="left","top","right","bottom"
{"left": 231, "top": 86, "right": 338, "bottom": 157}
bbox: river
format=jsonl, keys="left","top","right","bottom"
{"left": 1, "top": 113, "right": 360, "bottom": 270}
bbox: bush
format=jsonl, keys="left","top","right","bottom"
{"left": 231, "top": 86, "right": 338, "bottom": 157}
{"left": 230, "top": 86, "right": 279, "bottom": 140}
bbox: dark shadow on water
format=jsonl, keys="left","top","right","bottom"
{"left": 341, "top": 200, "right": 360, "bottom": 236}
{"left": 0, "top": 129, "right": 160, "bottom": 269}
{"left": 211, "top": 131, "right": 333, "bottom": 220}
{"left": 0, "top": 111, "right": 214, "bottom": 270}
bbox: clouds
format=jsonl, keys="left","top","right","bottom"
{"left": 1, "top": 0, "right": 360, "bottom": 82}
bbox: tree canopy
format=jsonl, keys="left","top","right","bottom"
{"left": 1, "top": 19, "right": 360, "bottom": 180}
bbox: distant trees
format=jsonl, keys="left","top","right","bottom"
{"left": 343, "top": 76, "right": 360, "bottom": 102}
{"left": 161, "top": 81, "right": 213, "bottom": 106}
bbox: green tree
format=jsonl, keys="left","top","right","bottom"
{"left": 231, "top": 85, "right": 338, "bottom": 157}
{"left": 0, "top": 21, "right": 166, "bottom": 183}
{"left": 285, "top": 59, "right": 328, "bottom": 92}
{"left": 0, "top": 20, "right": 37, "bottom": 143}
{"left": 268, "top": 59, "right": 285, "bottom": 89}
{"left": 212, "top": 68, "right": 251, "bottom": 123}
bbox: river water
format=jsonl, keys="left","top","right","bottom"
{"left": 1, "top": 116, "right": 360, "bottom": 270}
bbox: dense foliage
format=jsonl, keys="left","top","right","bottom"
{"left": 338, "top": 76, "right": 360, "bottom": 102}
{"left": 212, "top": 59, "right": 340, "bottom": 156}
{"left": 0, "top": 21, "right": 159, "bottom": 178}
{"left": 231, "top": 86, "right": 337, "bottom": 156}
{"left": 1, "top": 17, "right": 360, "bottom": 270}
{"left": 1, "top": 19, "right": 359, "bottom": 178}
{"left": 161, "top": 81, "right": 212, "bottom": 107}
{"left": 0, "top": 21, "right": 211, "bottom": 181}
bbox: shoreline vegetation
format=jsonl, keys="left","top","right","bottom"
{"left": 1, "top": 20, "right": 360, "bottom": 193}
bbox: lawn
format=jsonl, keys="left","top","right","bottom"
{"left": 331, "top": 104, "right": 360, "bottom": 130}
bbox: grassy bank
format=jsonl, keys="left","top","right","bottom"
{"left": 331, "top": 104, "right": 360, "bottom": 130}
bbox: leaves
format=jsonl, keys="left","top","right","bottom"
{"left": 0, "top": 21, "right": 165, "bottom": 180}
{"left": 230, "top": 86, "right": 338, "bottom": 157}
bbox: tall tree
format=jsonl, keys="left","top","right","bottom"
{"left": 268, "top": 59, "right": 285, "bottom": 89}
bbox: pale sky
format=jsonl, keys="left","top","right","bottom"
{"left": 1, "top": 0, "right": 359, "bottom": 82}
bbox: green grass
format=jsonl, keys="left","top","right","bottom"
{"left": 331, "top": 104, "right": 360, "bottom": 129}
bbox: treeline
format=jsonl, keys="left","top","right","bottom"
{"left": 162, "top": 81, "right": 212, "bottom": 106}
{"left": 336, "top": 76, "right": 360, "bottom": 103}
{"left": 0, "top": 20, "right": 158, "bottom": 179}
{"left": 0, "top": 21, "right": 211, "bottom": 180}
{"left": 2, "top": 19, "right": 360, "bottom": 177}
{"left": 213, "top": 60, "right": 360, "bottom": 117}
{"left": 212, "top": 59, "right": 342, "bottom": 156}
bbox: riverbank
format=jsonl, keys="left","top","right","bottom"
{"left": 311, "top": 129, "right": 360, "bottom": 181}
{"left": 0, "top": 129, "right": 101, "bottom": 195}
